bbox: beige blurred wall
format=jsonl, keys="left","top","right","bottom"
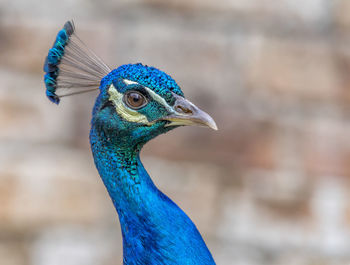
{"left": 1, "top": 1, "right": 350, "bottom": 264}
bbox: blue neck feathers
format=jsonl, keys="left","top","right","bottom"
{"left": 90, "top": 125, "right": 215, "bottom": 265}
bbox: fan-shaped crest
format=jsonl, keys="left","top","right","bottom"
{"left": 44, "top": 21, "right": 111, "bottom": 104}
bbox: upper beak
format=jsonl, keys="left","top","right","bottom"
{"left": 162, "top": 93, "right": 218, "bottom": 130}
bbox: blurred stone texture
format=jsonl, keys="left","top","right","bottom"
{"left": 0, "top": 0, "right": 350, "bottom": 264}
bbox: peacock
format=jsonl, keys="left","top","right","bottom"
{"left": 44, "top": 21, "right": 217, "bottom": 265}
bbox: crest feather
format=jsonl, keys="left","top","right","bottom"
{"left": 43, "top": 20, "right": 111, "bottom": 104}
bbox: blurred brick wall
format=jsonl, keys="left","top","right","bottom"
{"left": 1, "top": 1, "right": 350, "bottom": 265}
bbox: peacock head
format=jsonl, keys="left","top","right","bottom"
{"left": 91, "top": 63, "right": 217, "bottom": 148}
{"left": 43, "top": 21, "right": 217, "bottom": 149}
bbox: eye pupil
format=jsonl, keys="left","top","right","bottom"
{"left": 131, "top": 93, "right": 141, "bottom": 102}
{"left": 125, "top": 91, "right": 147, "bottom": 109}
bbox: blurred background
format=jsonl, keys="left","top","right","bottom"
{"left": 1, "top": 0, "right": 350, "bottom": 264}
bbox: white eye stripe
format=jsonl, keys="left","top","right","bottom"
{"left": 122, "top": 79, "right": 175, "bottom": 114}
{"left": 123, "top": 79, "right": 139, "bottom": 85}
{"left": 143, "top": 87, "right": 175, "bottom": 113}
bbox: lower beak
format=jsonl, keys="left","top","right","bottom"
{"left": 162, "top": 94, "right": 218, "bottom": 130}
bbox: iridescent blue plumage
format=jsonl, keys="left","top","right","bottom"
{"left": 44, "top": 21, "right": 217, "bottom": 265}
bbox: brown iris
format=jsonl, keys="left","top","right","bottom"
{"left": 124, "top": 91, "right": 147, "bottom": 109}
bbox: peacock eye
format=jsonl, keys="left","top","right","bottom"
{"left": 124, "top": 91, "right": 148, "bottom": 109}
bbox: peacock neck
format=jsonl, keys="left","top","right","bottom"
{"left": 90, "top": 127, "right": 157, "bottom": 214}
{"left": 89, "top": 125, "right": 216, "bottom": 264}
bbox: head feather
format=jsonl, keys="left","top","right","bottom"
{"left": 43, "top": 20, "right": 111, "bottom": 104}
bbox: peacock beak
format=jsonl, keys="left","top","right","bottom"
{"left": 163, "top": 94, "right": 218, "bottom": 130}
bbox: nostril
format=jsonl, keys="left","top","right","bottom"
{"left": 175, "top": 105, "right": 193, "bottom": 114}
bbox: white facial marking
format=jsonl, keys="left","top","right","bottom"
{"left": 143, "top": 86, "right": 175, "bottom": 114}
{"left": 108, "top": 84, "right": 150, "bottom": 124}
{"left": 123, "top": 79, "right": 175, "bottom": 114}
{"left": 123, "top": 79, "right": 139, "bottom": 85}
